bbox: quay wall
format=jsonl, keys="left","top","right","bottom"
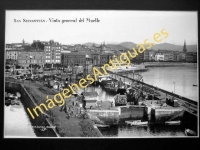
{"left": 143, "top": 62, "right": 197, "bottom": 67}
{"left": 151, "top": 107, "right": 198, "bottom": 134}
{"left": 109, "top": 70, "right": 197, "bottom": 106}
{"left": 119, "top": 105, "right": 146, "bottom": 122}
{"left": 151, "top": 107, "right": 185, "bottom": 124}
{"left": 5, "top": 81, "right": 59, "bottom": 137}
{"left": 87, "top": 109, "right": 120, "bottom": 125}
{"left": 87, "top": 105, "right": 146, "bottom": 125}
{"left": 181, "top": 110, "right": 198, "bottom": 133}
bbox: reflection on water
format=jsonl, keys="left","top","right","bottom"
{"left": 81, "top": 66, "right": 196, "bottom": 137}
{"left": 99, "top": 124, "right": 186, "bottom": 137}
{"left": 4, "top": 66, "right": 197, "bottom": 137}
{"left": 4, "top": 101, "right": 36, "bottom": 138}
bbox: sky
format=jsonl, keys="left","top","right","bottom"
{"left": 5, "top": 10, "right": 198, "bottom": 45}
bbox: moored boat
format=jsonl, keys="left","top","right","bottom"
{"left": 165, "top": 120, "right": 181, "bottom": 125}
{"left": 95, "top": 124, "right": 110, "bottom": 128}
{"left": 185, "top": 129, "right": 197, "bottom": 136}
{"left": 129, "top": 121, "right": 148, "bottom": 126}
{"left": 98, "top": 75, "right": 112, "bottom": 86}
{"left": 104, "top": 83, "right": 118, "bottom": 93}
{"left": 125, "top": 120, "right": 141, "bottom": 125}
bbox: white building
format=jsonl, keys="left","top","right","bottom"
{"left": 155, "top": 54, "right": 165, "bottom": 61}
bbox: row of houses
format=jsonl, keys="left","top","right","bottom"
{"left": 6, "top": 40, "right": 197, "bottom": 69}
{"left": 143, "top": 50, "right": 197, "bottom": 62}
{"left": 5, "top": 40, "right": 117, "bottom": 68}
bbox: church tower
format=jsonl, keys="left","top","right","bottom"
{"left": 22, "top": 39, "right": 25, "bottom": 44}
{"left": 183, "top": 40, "right": 187, "bottom": 53}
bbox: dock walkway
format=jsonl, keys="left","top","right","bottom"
{"left": 107, "top": 70, "right": 198, "bottom": 116}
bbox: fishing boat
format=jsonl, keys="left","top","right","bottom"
{"left": 125, "top": 120, "right": 141, "bottom": 125}
{"left": 129, "top": 121, "right": 148, "bottom": 126}
{"left": 165, "top": 120, "right": 181, "bottom": 125}
{"left": 185, "top": 129, "right": 197, "bottom": 136}
{"left": 104, "top": 83, "right": 118, "bottom": 93}
{"left": 98, "top": 75, "right": 112, "bottom": 85}
{"left": 95, "top": 124, "right": 110, "bottom": 128}
{"left": 107, "top": 63, "right": 148, "bottom": 73}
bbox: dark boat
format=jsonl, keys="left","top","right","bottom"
{"left": 185, "top": 129, "right": 197, "bottom": 136}
{"left": 95, "top": 124, "right": 110, "bottom": 128}
{"left": 193, "top": 85, "right": 197, "bottom": 86}
{"left": 104, "top": 83, "right": 118, "bottom": 93}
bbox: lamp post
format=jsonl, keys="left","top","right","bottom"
{"left": 30, "top": 55, "right": 33, "bottom": 75}
{"left": 29, "top": 56, "right": 33, "bottom": 89}
{"left": 173, "top": 81, "right": 175, "bottom": 94}
{"left": 70, "top": 60, "right": 73, "bottom": 84}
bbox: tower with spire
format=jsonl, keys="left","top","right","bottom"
{"left": 183, "top": 40, "right": 187, "bottom": 53}
{"left": 22, "top": 39, "right": 25, "bottom": 44}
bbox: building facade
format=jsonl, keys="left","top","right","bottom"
{"left": 6, "top": 50, "right": 19, "bottom": 60}
{"left": 62, "top": 52, "right": 88, "bottom": 67}
{"left": 17, "top": 49, "right": 45, "bottom": 68}
{"left": 155, "top": 53, "right": 165, "bottom": 61}
{"left": 44, "top": 40, "right": 61, "bottom": 64}
{"left": 100, "top": 53, "right": 113, "bottom": 66}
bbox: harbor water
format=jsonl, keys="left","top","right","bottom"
{"left": 141, "top": 66, "right": 198, "bottom": 102}
{"left": 83, "top": 66, "right": 198, "bottom": 137}
{"left": 4, "top": 66, "right": 197, "bottom": 137}
{"left": 4, "top": 93, "right": 36, "bottom": 138}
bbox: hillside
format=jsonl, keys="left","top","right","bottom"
{"left": 151, "top": 43, "right": 197, "bottom": 52}
{"left": 120, "top": 42, "right": 197, "bottom": 52}
{"left": 84, "top": 42, "right": 100, "bottom": 47}
{"left": 84, "top": 42, "right": 197, "bottom": 52}
{"left": 106, "top": 44, "right": 127, "bottom": 50}
{"left": 120, "top": 42, "right": 137, "bottom": 49}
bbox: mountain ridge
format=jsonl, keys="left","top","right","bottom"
{"left": 83, "top": 42, "right": 197, "bottom": 52}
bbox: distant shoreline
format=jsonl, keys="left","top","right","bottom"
{"left": 143, "top": 62, "right": 197, "bottom": 67}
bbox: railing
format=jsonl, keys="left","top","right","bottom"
{"left": 107, "top": 70, "right": 198, "bottom": 114}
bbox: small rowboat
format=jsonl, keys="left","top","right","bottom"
{"left": 165, "top": 120, "right": 181, "bottom": 125}
{"left": 130, "top": 121, "right": 148, "bottom": 126}
{"left": 185, "top": 129, "right": 197, "bottom": 136}
{"left": 125, "top": 120, "right": 141, "bottom": 125}
{"left": 95, "top": 124, "right": 110, "bottom": 128}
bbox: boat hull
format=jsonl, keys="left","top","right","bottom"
{"left": 165, "top": 121, "right": 181, "bottom": 125}
{"left": 130, "top": 121, "right": 148, "bottom": 126}
{"left": 185, "top": 129, "right": 197, "bottom": 136}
